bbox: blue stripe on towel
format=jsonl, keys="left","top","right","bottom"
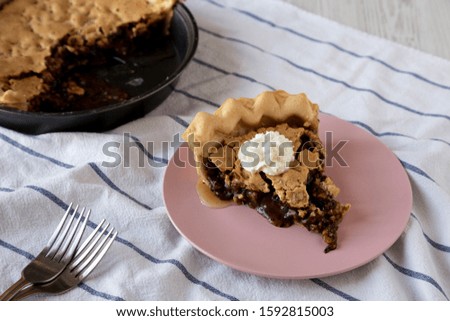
{"left": 26, "top": 185, "right": 70, "bottom": 209}
{"left": 411, "top": 213, "right": 450, "bottom": 253}
{"left": 25, "top": 185, "right": 105, "bottom": 232}
{"left": 350, "top": 121, "right": 450, "bottom": 148}
{"left": 399, "top": 160, "right": 435, "bottom": 183}
{"left": 78, "top": 283, "right": 125, "bottom": 301}
{"left": 168, "top": 115, "right": 190, "bottom": 128}
{"left": 116, "top": 237, "right": 239, "bottom": 301}
{"left": 193, "top": 58, "right": 276, "bottom": 91}
{"left": 310, "top": 278, "right": 359, "bottom": 301}
{"left": 197, "top": 27, "right": 450, "bottom": 121}
{"left": 205, "top": 0, "right": 450, "bottom": 91}
{"left": 88, "top": 162, "right": 154, "bottom": 211}
{"left": 0, "top": 187, "right": 15, "bottom": 193}
{"left": 0, "top": 239, "right": 34, "bottom": 261}
{"left": 383, "top": 253, "right": 449, "bottom": 300}
{"left": 0, "top": 132, "right": 74, "bottom": 169}
{"left": 126, "top": 133, "right": 169, "bottom": 165}
{"left": 171, "top": 86, "right": 218, "bottom": 107}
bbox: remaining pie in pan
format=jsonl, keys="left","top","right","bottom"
{"left": 182, "top": 90, "right": 350, "bottom": 253}
{"left": 0, "top": 0, "right": 178, "bottom": 112}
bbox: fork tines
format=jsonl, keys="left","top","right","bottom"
{"left": 70, "top": 219, "right": 117, "bottom": 279}
{"left": 46, "top": 203, "right": 91, "bottom": 263}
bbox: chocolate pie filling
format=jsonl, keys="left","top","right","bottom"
{"left": 27, "top": 19, "right": 175, "bottom": 112}
{"left": 202, "top": 128, "right": 346, "bottom": 253}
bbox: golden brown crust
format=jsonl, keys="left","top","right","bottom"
{"left": 182, "top": 90, "right": 319, "bottom": 142}
{"left": 0, "top": 0, "right": 178, "bottom": 108}
{"left": 182, "top": 90, "right": 319, "bottom": 180}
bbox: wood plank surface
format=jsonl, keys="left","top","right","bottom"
{"left": 284, "top": 0, "right": 450, "bottom": 61}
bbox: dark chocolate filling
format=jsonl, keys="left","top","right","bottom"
{"left": 26, "top": 17, "right": 177, "bottom": 112}
{"left": 203, "top": 133, "right": 345, "bottom": 253}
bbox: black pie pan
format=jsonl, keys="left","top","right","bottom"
{"left": 0, "top": 4, "right": 198, "bottom": 135}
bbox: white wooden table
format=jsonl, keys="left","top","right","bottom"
{"left": 285, "top": 0, "right": 450, "bottom": 61}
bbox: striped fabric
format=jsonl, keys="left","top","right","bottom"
{"left": 1, "top": 0, "right": 449, "bottom": 301}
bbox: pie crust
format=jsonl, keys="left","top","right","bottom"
{"left": 182, "top": 90, "right": 350, "bottom": 253}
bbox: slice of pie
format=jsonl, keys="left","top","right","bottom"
{"left": 182, "top": 90, "right": 350, "bottom": 253}
{"left": 0, "top": 0, "right": 178, "bottom": 112}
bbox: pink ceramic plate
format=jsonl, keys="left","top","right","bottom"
{"left": 163, "top": 114, "right": 412, "bottom": 279}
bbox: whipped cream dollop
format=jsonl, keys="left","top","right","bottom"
{"left": 238, "top": 131, "right": 294, "bottom": 176}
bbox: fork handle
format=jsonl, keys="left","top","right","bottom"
{"left": 0, "top": 276, "right": 29, "bottom": 301}
{"left": 10, "top": 284, "right": 41, "bottom": 301}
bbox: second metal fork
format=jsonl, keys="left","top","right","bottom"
{"left": 11, "top": 219, "right": 117, "bottom": 300}
{"left": 0, "top": 203, "right": 90, "bottom": 300}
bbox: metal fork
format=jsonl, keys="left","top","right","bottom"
{"left": 0, "top": 203, "right": 90, "bottom": 301}
{"left": 11, "top": 219, "right": 117, "bottom": 300}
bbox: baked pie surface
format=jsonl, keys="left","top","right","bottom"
{"left": 0, "top": 0, "right": 178, "bottom": 111}
{"left": 182, "top": 91, "right": 350, "bottom": 253}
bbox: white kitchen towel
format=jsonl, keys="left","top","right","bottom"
{"left": 1, "top": 0, "right": 449, "bottom": 301}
